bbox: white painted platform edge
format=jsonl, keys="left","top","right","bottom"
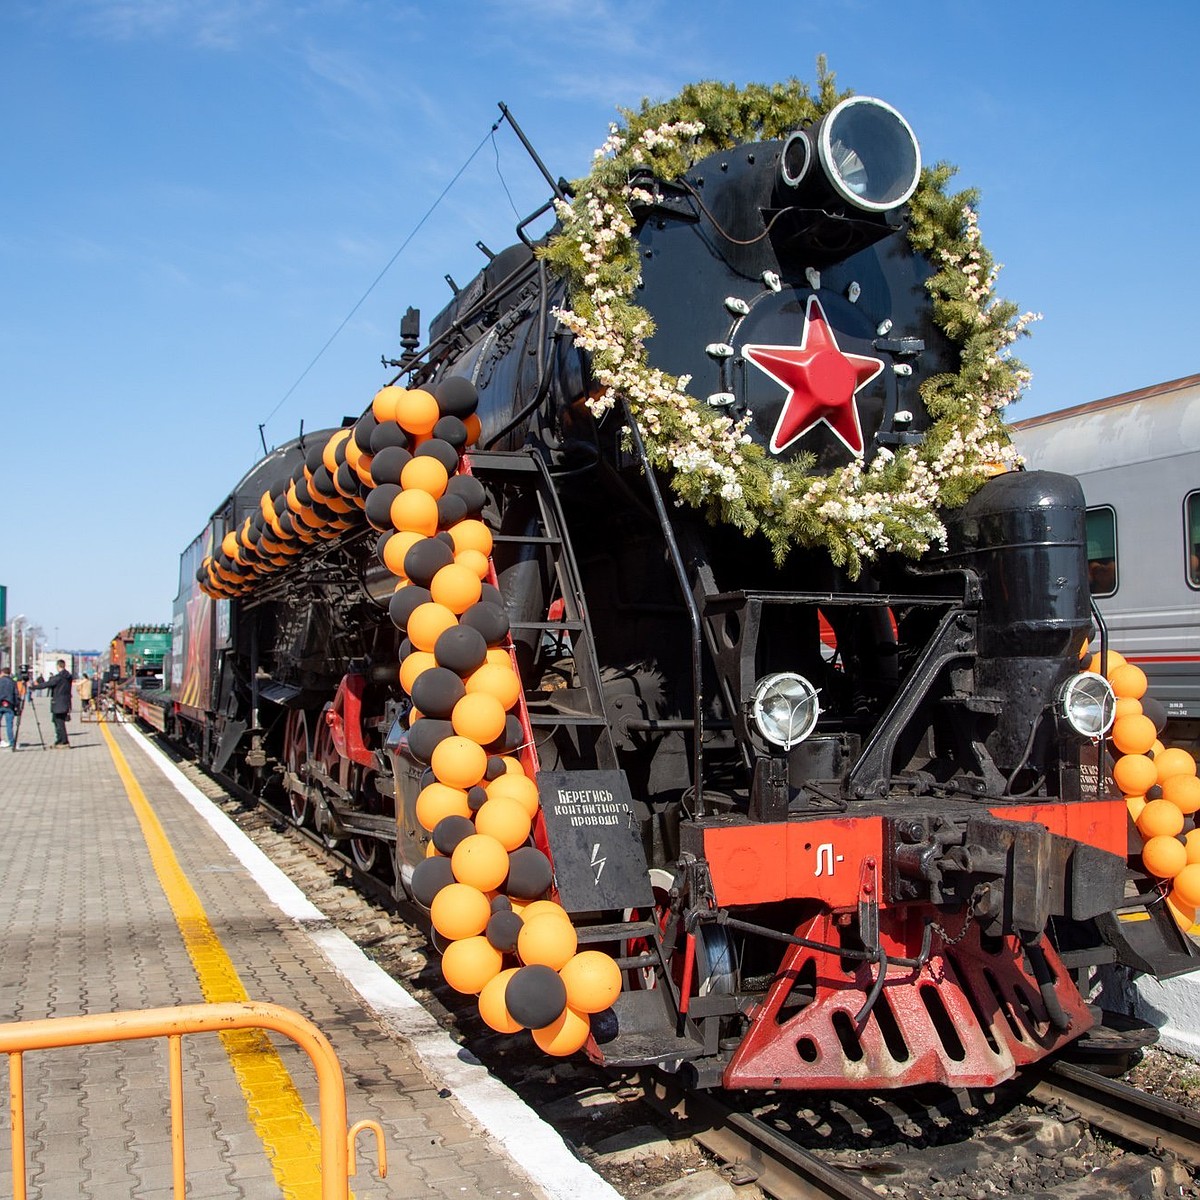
{"left": 122, "top": 722, "right": 623, "bottom": 1200}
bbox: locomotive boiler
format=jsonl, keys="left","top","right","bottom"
{"left": 173, "top": 78, "right": 1199, "bottom": 1091}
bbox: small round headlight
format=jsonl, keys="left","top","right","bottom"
{"left": 1057, "top": 672, "right": 1116, "bottom": 739}
{"left": 750, "top": 672, "right": 820, "bottom": 750}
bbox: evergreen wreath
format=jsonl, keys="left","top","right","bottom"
{"left": 540, "top": 63, "right": 1037, "bottom": 575}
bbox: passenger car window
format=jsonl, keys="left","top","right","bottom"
{"left": 1187, "top": 492, "right": 1200, "bottom": 589}
{"left": 1085, "top": 507, "right": 1117, "bottom": 597}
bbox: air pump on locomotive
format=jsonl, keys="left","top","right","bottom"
{"left": 176, "top": 85, "right": 1199, "bottom": 1091}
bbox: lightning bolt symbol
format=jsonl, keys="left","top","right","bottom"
{"left": 590, "top": 843, "right": 607, "bottom": 883}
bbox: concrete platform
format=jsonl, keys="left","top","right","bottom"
{"left": 0, "top": 697, "right": 621, "bottom": 1198}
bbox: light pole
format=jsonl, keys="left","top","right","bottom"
{"left": 10, "top": 615, "right": 25, "bottom": 673}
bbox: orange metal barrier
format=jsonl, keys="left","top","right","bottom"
{"left": 1, "top": 1001, "right": 387, "bottom": 1199}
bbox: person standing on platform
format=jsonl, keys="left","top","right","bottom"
{"left": 79, "top": 671, "right": 93, "bottom": 715}
{"left": 0, "top": 666, "right": 17, "bottom": 749}
{"left": 37, "top": 659, "right": 73, "bottom": 747}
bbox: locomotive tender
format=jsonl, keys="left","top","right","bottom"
{"left": 170, "top": 79, "right": 1199, "bottom": 1091}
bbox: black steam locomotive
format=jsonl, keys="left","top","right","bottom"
{"left": 170, "top": 80, "right": 1196, "bottom": 1090}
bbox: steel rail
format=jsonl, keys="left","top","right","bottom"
{"left": 637, "top": 1070, "right": 880, "bottom": 1200}
{"left": 1032, "top": 1060, "right": 1200, "bottom": 1167}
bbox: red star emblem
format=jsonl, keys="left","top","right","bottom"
{"left": 744, "top": 296, "right": 884, "bottom": 456}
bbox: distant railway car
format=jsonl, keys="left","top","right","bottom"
{"left": 1013, "top": 375, "right": 1200, "bottom": 752}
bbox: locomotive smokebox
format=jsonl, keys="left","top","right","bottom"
{"left": 944, "top": 470, "right": 1092, "bottom": 659}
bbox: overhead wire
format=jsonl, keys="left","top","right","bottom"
{"left": 259, "top": 120, "right": 501, "bottom": 438}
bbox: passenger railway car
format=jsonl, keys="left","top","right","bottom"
{"left": 163, "top": 78, "right": 1200, "bottom": 1092}
{"left": 1013, "top": 375, "right": 1200, "bottom": 754}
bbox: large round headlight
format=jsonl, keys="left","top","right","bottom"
{"left": 750, "top": 672, "right": 820, "bottom": 750}
{"left": 1057, "top": 672, "right": 1116, "bottom": 739}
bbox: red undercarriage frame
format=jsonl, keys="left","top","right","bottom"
{"left": 723, "top": 904, "right": 1092, "bottom": 1090}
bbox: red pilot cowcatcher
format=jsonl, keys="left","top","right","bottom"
{"left": 745, "top": 296, "right": 884, "bottom": 456}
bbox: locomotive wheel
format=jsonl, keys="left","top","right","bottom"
{"left": 350, "top": 836, "right": 379, "bottom": 874}
{"left": 312, "top": 717, "right": 344, "bottom": 849}
{"left": 283, "top": 710, "right": 311, "bottom": 828}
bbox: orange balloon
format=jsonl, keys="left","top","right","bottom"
{"left": 441, "top": 935, "right": 503, "bottom": 994}
{"left": 407, "top": 602, "right": 459, "bottom": 652}
{"left": 399, "top": 649, "right": 438, "bottom": 695}
{"left": 451, "top": 833, "right": 510, "bottom": 892}
{"left": 1142, "top": 835, "right": 1188, "bottom": 879}
{"left": 355, "top": 455, "right": 375, "bottom": 487}
{"left": 430, "top": 563, "right": 483, "bottom": 614}
{"left": 532, "top": 1005, "right": 591, "bottom": 1057}
{"left": 559, "top": 951, "right": 623, "bottom": 1014}
{"left": 1167, "top": 893, "right": 1197, "bottom": 930}
{"left": 1087, "top": 649, "right": 1126, "bottom": 675}
{"left": 1113, "top": 753, "right": 1158, "bottom": 797}
{"left": 394, "top": 388, "right": 441, "bottom": 436}
{"left": 466, "top": 663, "right": 522, "bottom": 710}
{"left": 372, "top": 385, "right": 405, "bottom": 423}
{"left": 518, "top": 914, "right": 578, "bottom": 971}
{"left": 455, "top": 548, "right": 490, "bottom": 579}
{"left": 452, "top": 692, "right": 508, "bottom": 745}
{"left": 478, "top": 967, "right": 524, "bottom": 1033}
{"left": 416, "top": 782, "right": 471, "bottom": 831}
{"left": 430, "top": 882, "right": 491, "bottom": 940}
{"left": 474, "top": 796, "right": 533, "bottom": 851}
{"left": 383, "top": 530, "right": 425, "bottom": 577}
{"left": 487, "top": 772, "right": 540, "bottom": 818}
{"left": 486, "top": 647, "right": 514, "bottom": 669}
{"left": 1171, "top": 863, "right": 1200, "bottom": 908}
{"left": 400, "top": 455, "right": 449, "bottom": 498}
{"left": 520, "top": 900, "right": 572, "bottom": 924}
{"left": 463, "top": 412, "right": 482, "bottom": 446}
{"left": 1185, "top": 829, "right": 1200, "bottom": 865}
{"left": 323, "top": 428, "right": 352, "bottom": 474}
{"left": 1110, "top": 714, "right": 1158, "bottom": 756}
{"left": 1157, "top": 748, "right": 1198, "bottom": 785}
{"left": 449, "top": 518, "right": 493, "bottom": 557}
{"left": 1138, "top": 798, "right": 1185, "bottom": 840}
{"left": 1126, "top": 795, "right": 1147, "bottom": 824}
{"left": 391, "top": 489, "right": 440, "bottom": 536}
{"left": 1114, "top": 696, "right": 1144, "bottom": 722}
{"left": 1163, "top": 774, "right": 1200, "bottom": 816}
{"left": 1109, "top": 663, "right": 1148, "bottom": 700}
{"left": 431, "top": 736, "right": 488, "bottom": 789}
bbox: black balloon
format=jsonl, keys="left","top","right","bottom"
{"left": 485, "top": 909, "right": 524, "bottom": 953}
{"left": 411, "top": 667, "right": 467, "bottom": 719}
{"left": 1142, "top": 694, "right": 1168, "bottom": 735}
{"left": 407, "top": 717, "right": 455, "bottom": 764}
{"left": 336, "top": 461, "right": 358, "bottom": 494}
{"left": 305, "top": 441, "right": 325, "bottom": 473}
{"left": 389, "top": 585, "right": 432, "bottom": 631}
{"left": 311, "top": 464, "right": 338, "bottom": 499}
{"left": 505, "top": 964, "right": 567, "bottom": 1030}
{"left": 404, "top": 537, "right": 456, "bottom": 588}
{"left": 370, "top": 445, "right": 413, "bottom": 487}
{"left": 376, "top": 532, "right": 394, "bottom": 565}
{"left": 353, "top": 411, "right": 378, "bottom": 453}
{"left": 504, "top": 846, "right": 552, "bottom": 900}
{"left": 484, "top": 757, "right": 508, "bottom": 782}
{"left": 480, "top": 583, "right": 503, "bottom": 608}
{"left": 434, "top": 624, "right": 488, "bottom": 675}
{"left": 415, "top": 438, "right": 460, "bottom": 475}
{"left": 411, "top": 856, "right": 456, "bottom": 907}
{"left": 434, "top": 415, "right": 469, "bottom": 450}
{"left": 445, "top": 474, "right": 487, "bottom": 515}
{"left": 432, "top": 814, "right": 475, "bottom": 856}
{"left": 436, "top": 376, "right": 479, "bottom": 419}
{"left": 490, "top": 894, "right": 512, "bottom": 913}
{"left": 467, "top": 784, "right": 489, "bottom": 811}
{"left": 437, "top": 493, "right": 470, "bottom": 529}
{"left": 365, "top": 483, "right": 403, "bottom": 531}
{"left": 485, "top": 714, "right": 525, "bottom": 756}
{"left": 461, "top": 601, "right": 509, "bottom": 646}
{"left": 370, "top": 421, "right": 411, "bottom": 455}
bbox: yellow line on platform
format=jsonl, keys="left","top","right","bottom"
{"left": 98, "top": 720, "right": 330, "bottom": 1198}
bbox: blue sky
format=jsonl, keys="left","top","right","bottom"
{"left": 3, "top": 0, "right": 1198, "bottom": 651}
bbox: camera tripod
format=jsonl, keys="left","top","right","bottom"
{"left": 13, "top": 690, "right": 48, "bottom": 751}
